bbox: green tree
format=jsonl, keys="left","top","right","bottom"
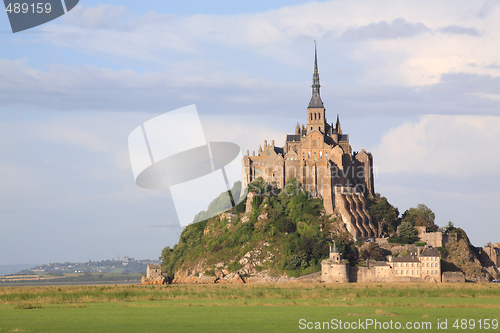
{"left": 367, "top": 242, "right": 386, "bottom": 261}
{"left": 443, "top": 221, "right": 456, "bottom": 233}
{"left": 360, "top": 242, "right": 385, "bottom": 261}
{"left": 247, "top": 177, "right": 271, "bottom": 194}
{"left": 369, "top": 193, "right": 399, "bottom": 236}
{"left": 402, "top": 204, "right": 435, "bottom": 229}
{"left": 398, "top": 221, "right": 418, "bottom": 244}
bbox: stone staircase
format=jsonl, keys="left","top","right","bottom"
{"left": 334, "top": 186, "right": 376, "bottom": 240}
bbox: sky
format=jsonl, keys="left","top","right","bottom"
{"left": 1, "top": 0, "right": 499, "bottom": 266}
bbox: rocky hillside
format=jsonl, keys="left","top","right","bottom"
{"left": 160, "top": 177, "right": 496, "bottom": 284}
{"left": 160, "top": 178, "right": 357, "bottom": 283}
{"left": 439, "top": 230, "right": 492, "bottom": 282}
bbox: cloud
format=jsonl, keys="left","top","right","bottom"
{"left": 371, "top": 114, "right": 500, "bottom": 246}
{"left": 0, "top": 58, "right": 302, "bottom": 115}
{"left": 3, "top": 57, "right": 500, "bottom": 120}
{"left": 341, "top": 18, "right": 430, "bottom": 41}
{"left": 372, "top": 114, "right": 500, "bottom": 176}
{"left": 23, "top": 0, "right": 499, "bottom": 90}
{"left": 437, "top": 25, "right": 481, "bottom": 36}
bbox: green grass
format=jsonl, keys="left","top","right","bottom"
{"left": 0, "top": 283, "right": 499, "bottom": 332}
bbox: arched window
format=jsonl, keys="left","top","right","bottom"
{"left": 310, "top": 113, "right": 313, "bottom": 120}
{"left": 326, "top": 152, "right": 328, "bottom": 159}
{"left": 313, "top": 139, "right": 317, "bottom": 146}
{"left": 318, "top": 113, "right": 321, "bottom": 119}
{"left": 314, "top": 113, "right": 317, "bottom": 120}
{"left": 320, "top": 151, "right": 322, "bottom": 159}
{"left": 308, "top": 152, "right": 311, "bottom": 159}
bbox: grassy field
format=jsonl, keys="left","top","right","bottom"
{"left": 0, "top": 283, "right": 499, "bottom": 332}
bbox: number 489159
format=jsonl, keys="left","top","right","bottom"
{"left": 6, "top": 3, "right": 52, "bottom": 14}
{"left": 453, "top": 319, "right": 499, "bottom": 329}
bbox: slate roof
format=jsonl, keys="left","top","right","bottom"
{"left": 420, "top": 247, "right": 440, "bottom": 257}
{"left": 286, "top": 135, "right": 301, "bottom": 142}
{"left": 308, "top": 92, "right": 324, "bottom": 108}
{"left": 148, "top": 264, "right": 161, "bottom": 270}
{"left": 373, "top": 261, "right": 390, "bottom": 266}
{"left": 274, "top": 147, "right": 284, "bottom": 155}
{"left": 392, "top": 256, "right": 420, "bottom": 263}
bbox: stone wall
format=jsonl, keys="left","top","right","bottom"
{"left": 442, "top": 271, "right": 465, "bottom": 283}
{"left": 416, "top": 227, "right": 443, "bottom": 247}
{"left": 350, "top": 266, "right": 393, "bottom": 283}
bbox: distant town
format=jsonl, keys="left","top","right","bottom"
{"left": 21, "top": 256, "right": 160, "bottom": 275}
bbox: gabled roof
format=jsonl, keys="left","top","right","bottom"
{"left": 420, "top": 247, "right": 440, "bottom": 257}
{"left": 148, "top": 264, "right": 161, "bottom": 269}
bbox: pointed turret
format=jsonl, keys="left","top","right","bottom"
{"left": 335, "top": 114, "right": 342, "bottom": 135}
{"left": 330, "top": 242, "right": 340, "bottom": 254}
{"left": 308, "top": 41, "right": 324, "bottom": 108}
{"left": 295, "top": 123, "right": 301, "bottom": 135}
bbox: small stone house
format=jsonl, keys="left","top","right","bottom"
{"left": 147, "top": 264, "right": 161, "bottom": 279}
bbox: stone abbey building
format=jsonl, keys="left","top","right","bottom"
{"left": 242, "top": 46, "right": 376, "bottom": 240}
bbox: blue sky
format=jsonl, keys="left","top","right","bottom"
{"left": 1, "top": 0, "right": 500, "bottom": 265}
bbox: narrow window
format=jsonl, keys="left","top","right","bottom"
{"left": 313, "top": 139, "right": 317, "bottom": 146}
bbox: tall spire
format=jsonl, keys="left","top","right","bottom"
{"left": 335, "top": 114, "right": 342, "bottom": 134}
{"left": 308, "top": 41, "right": 324, "bottom": 108}
{"left": 313, "top": 41, "right": 320, "bottom": 90}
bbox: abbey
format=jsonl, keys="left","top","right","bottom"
{"left": 242, "top": 46, "right": 377, "bottom": 240}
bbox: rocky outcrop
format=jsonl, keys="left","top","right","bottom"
{"left": 171, "top": 243, "right": 290, "bottom": 284}
{"left": 141, "top": 275, "right": 167, "bottom": 285}
{"left": 441, "top": 238, "right": 492, "bottom": 282}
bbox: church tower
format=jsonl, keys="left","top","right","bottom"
{"left": 306, "top": 41, "right": 326, "bottom": 133}
{"left": 242, "top": 42, "right": 377, "bottom": 242}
